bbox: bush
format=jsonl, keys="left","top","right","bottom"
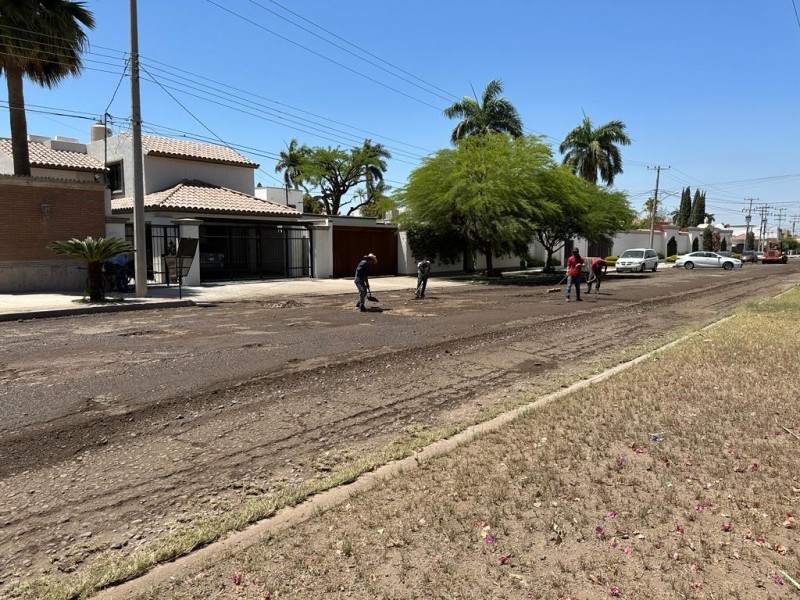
{"left": 527, "top": 258, "right": 546, "bottom": 268}
{"left": 666, "top": 255, "right": 678, "bottom": 263}
{"left": 657, "top": 253, "right": 665, "bottom": 259}
{"left": 605, "top": 256, "right": 618, "bottom": 262}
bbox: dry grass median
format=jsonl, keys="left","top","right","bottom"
{"left": 140, "top": 288, "right": 800, "bottom": 599}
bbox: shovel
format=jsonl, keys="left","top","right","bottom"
{"left": 367, "top": 289, "right": 380, "bottom": 302}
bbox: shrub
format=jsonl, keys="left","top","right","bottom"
{"left": 666, "top": 255, "right": 678, "bottom": 263}
{"left": 605, "top": 256, "right": 618, "bottom": 262}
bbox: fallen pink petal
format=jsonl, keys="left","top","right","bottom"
{"left": 609, "top": 585, "right": 621, "bottom": 596}
{"left": 606, "top": 510, "right": 617, "bottom": 519}
{"left": 623, "top": 546, "right": 633, "bottom": 555}
{"left": 774, "top": 574, "right": 785, "bottom": 585}
{"left": 485, "top": 533, "right": 494, "bottom": 546}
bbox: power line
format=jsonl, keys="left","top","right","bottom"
{"left": 243, "top": 0, "right": 457, "bottom": 104}
{"left": 203, "top": 0, "right": 444, "bottom": 111}
{"left": 792, "top": 0, "right": 800, "bottom": 31}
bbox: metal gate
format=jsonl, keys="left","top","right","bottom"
{"left": 125, "top": 224, "right": 180, "bottom": 284}
{"left": 199, "top": 223, "right": 312, "bottom": 281}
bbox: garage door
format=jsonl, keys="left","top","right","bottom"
{"left": 332, "top": 226, "right": 398, "bottom": 278}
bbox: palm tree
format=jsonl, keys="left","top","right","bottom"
{"left": 274, "top": 138, "right": 310, "bottom": 190}
{"left": 0, "top": 0, "right": 95, "bottom": 176}
{"left": 48, "top": 237, "right": 133, "bottom": 301}
{"left": 360, "top": 138, "right": 391, "bottom": 204}
{"left": 559, "top": 116, "right": 631, "bottom": 186}
{"left": 443, "top": 79, "right": 523, "bottom": 143}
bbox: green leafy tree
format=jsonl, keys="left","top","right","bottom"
{"left": 405, "top": 223, "right": 464, "bottom": 265}
{"left": 559, "top": 115, "right": 631, "bottom": 186}
{"left": 298, "top": 145, "right": 373, "bottom": 215}
{"left": 48, "top": 236, "right": 132, "bottom": 301}
{"left": 443, "top": 79, "right": 523, "bottom": 143}
{"left": 719, "top": 237, "right": 728, "bottom": 251}
{"left": 711, "top": 228, "right": 721, "bottom": 251}
{"left": 0, "top": 0, "right": 95, "bottom": 176}
{"left": 676, "top": 187, "right": 692, "bottom": 227}
{"left": 359, "top": 180, "right": 396, "bottom": 219}
{"left": 398, "top": 134, "right": 552, "bottom": 274}
{"left": 274, "top": 138, "right": 310, "bottom": 190}
{"left": 533, "top": 166, "right": 634, "bottom": 270}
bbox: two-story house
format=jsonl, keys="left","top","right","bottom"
{"left": 85, "top": 127, "right": 313, "bottom": 284}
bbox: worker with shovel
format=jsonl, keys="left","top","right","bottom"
{"left": 586, "top": 256, "right": 608, "bottom": 295}
{"left": 354, "top": 253, "right": 377, "bottom": 312}
{"left": 565, "top": 248, "right": 585, "bottom": 302}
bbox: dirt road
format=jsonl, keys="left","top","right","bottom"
{"left": 1, "top": 264, "right": 798, "bottom": 592}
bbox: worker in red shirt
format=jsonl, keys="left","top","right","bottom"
{"left": 586, "top": 257, "right": 608, "bottom": 295}
{"left": 565, "top": 248, "right": 585, "bottom": 302}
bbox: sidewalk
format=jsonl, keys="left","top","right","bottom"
{"left": 0, "top": 276, "right": 470, "bottom": 321}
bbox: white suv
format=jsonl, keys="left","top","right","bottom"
{"left": 615, "top": 248, "right": 659, "bottom": 273}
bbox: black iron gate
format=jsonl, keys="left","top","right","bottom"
{"left": 125, "top": 223, "right": 180, "bottom": 284}
{"left": 199, "top": 223, "right": 312, "bottom": 281}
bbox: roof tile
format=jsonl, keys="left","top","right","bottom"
{"left": 112, "top": 180, "right": 300, "bottom": 217}
{"left": 0, "top": 138, "right": 105, "bottom": 172}
{"left": 119, "top": 133, "right": 259, "bottom": 168}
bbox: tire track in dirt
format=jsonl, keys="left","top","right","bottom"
{"left": 0, "top": 270, "right": 795, "bottom": 590}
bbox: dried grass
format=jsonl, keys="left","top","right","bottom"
{"left": 139, "top": 288, "right": 800, "bottom": 599}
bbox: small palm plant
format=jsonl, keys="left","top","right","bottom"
{"left": 48, "top": 236, "right": 133, "bottom": 301}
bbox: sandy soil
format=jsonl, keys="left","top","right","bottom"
{"left": 1, "top": 264, "right": 798, "bottom": 596}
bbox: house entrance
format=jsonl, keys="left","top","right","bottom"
{"left": 199, "top": 223, "right": 312, "bottom": 281}
{"left": 126, "top": 223, "right": 179, "bottom": 284}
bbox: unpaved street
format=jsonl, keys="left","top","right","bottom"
{"left": 1, "top": 264, "right": 799, "bottom": 592}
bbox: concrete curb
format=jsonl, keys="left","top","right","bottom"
{"left": 0, "top": 299, "right": 195, "bottom": 322}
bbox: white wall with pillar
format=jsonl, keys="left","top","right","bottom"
{"left": 172, "top": 218, "right": 202, "bottom": 285}
{"left": 308, "top": 218, "right": 333, "bottom": 278}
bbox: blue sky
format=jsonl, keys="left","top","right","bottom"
{"left": 3, "top": 0, "right": 800, "bottom": 228}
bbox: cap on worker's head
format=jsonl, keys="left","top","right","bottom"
{"left": 572, "top": 248, "right": 580, "bottom": 255}
{"left": 367, "top": 253, "right": 377, "bottom": 263}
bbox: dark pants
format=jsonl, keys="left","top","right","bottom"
{"left": 355, "top": 279, "right": 367, "bottom": 308}
{"left": 587, "top": 271, "right": 604, "bottom": 293}
{"left": 415, "top": 274, "right": 428, "bottom": 298}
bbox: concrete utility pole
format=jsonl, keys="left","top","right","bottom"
{"left": 130, "top": 0, "right": 147, "bottom": 297}
{"left": 743, "top": 198, "right": 756, "bottom": 251}
{"left": 647, "top": 165, "right": 670, "bottom": 249}
{"left": 775, "top": 207, "right": 787, "bottom": 239}
{"left": 756, "top": 204, "right": 770, "bottom": 252}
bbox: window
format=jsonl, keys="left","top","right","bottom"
{"left": 107, "top": 162, "right": 123, "bottom": 193}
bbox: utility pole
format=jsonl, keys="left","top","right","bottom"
{"left": 775, "top": 207, "right": 787, "bottom": 239}
{"left": 755, "top": 204, "right": 770, "bottom": 253}
{"left": 130, "top": 0, "right": 147, "bottom": 297}
{"left": 743, "top": 198, "right": 756, "bottom": 251}
{"left": 647, "top": 165, "right": 670, "bottom": 249}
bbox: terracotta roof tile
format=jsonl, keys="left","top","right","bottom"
{"left": 0, "top": 138, "right": 105, "bottom": 172}
{"left": 112, "top": 180, "right": 300, "bottom": 217}
{"left": 119, "top": 133, "right": 259, "bottom": 168}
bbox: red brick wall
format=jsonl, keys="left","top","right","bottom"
{"left": 0, "top": 177, "right": 106, "bottom": 260}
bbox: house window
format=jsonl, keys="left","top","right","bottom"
{"left": 108, "top": 162, "right": 123, "bottom": 193}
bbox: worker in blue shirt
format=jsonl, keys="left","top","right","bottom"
{"left": 354, "top": 253, "right": 377, "bottom": 312}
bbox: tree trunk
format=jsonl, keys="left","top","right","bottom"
{"left": 462, "top": 241, "right": 475, "bottom": 273}
{"left": 484, "top": 247, "right": 495, "bottom": 276}
{"left": 87, "top": 262, "right": 105, "bottom": 302}
{"left": 5, "top": 67, "right": 31, "bottom": 177}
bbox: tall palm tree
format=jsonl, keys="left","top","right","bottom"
{"left": 443, "top": 79, "right": 523, "bottom": 143}
{"left": 48, "top": 236, "right": 133, "bottom": 301}
{"left": 0, "top": 0, "right": 95, "bottom": 176}
{"left": 559, "top": 115, "right": 631, "bottom": 186}
{"left": 360, "top": 138, "right": 391, "bottom": 203}
{"left": 274, "top": 138, "right": 310, "bottom": 190}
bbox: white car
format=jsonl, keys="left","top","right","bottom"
{"left": 674, "top": 251, "right": 742, "bottom": 270}
{"left": 615, "top": 248, "right": 659, "bottom": 272}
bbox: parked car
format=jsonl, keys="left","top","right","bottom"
{"left": 674, "top": 251, "right": 742, "bottom": 270}
{"left": 740, "top": 250, "right": 758, "bottom": 263}
{"left": 615, "top": 248, "right": 659, "bottom": 272}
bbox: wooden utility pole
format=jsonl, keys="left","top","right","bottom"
{"left": 130, "top": 0, "right": 147, "bottom": 297}
{"left": 647, "top": 165, "right": 670, "bottom": 249}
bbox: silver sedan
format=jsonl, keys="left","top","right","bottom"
{"left": 674, "top": 251, "right": 742, "bottom": 270}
